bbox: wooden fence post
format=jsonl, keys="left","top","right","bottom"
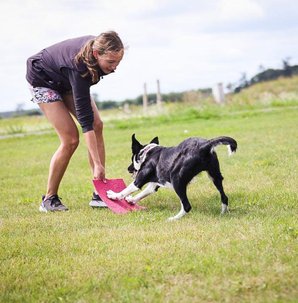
{"left": 156, "top": 79, "right": 162, "bottom": 108}
{"left": 212, "top": 82, "right": 225, "bottom": 103}
{"left": 143, "top": 83, "right": 148, "bottom": 113}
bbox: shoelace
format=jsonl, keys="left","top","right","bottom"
{"left": 93, "top": 193, "right": 101, "bottom": 200}
{"left": 48, "top": 195, "right": 63, "bottom": 207}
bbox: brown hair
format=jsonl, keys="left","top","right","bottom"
{"left": 75, "top": 31, "right": 124, "bottom": 83}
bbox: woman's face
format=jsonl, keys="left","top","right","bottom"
{"left": 94, "top": 49, "right": 124, "bottom": 74}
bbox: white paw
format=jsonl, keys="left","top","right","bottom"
{"left": 167, "top": 209, "right": 187, "bottom": 221}
{"left": 125, "top": 195, "right": 136, "bottom": 204}
{"left": 107, "top": 190, "right": 121, "bottom": 200}
{"left": 221, "top": 204, "right": 230, "bottom": 215}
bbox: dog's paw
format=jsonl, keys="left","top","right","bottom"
{"left": 167, "top": 216, "right": 178, "bottom": 222}
{"left": 125, "top": 195, "right": 136, "bottom": 204}
{"left": 167, "top": 209, "right": 187, "bottom": 221}
{"left": 220, "top": 204, "right": 230, "bottom": 215}
{"left": 106, "top": 190, "right": 121, "bottom": 200}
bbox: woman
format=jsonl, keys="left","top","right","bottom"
{"left": 26, "top": 31, "right": 124, "bottom": 212}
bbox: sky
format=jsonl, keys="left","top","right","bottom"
{"left": 1, "top": 0, "right": 298, "bottom": 112}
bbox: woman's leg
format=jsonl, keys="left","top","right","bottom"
{"left": 39, "top": 101, "right": 79, "bottom": 197}
{"left": 62, "top": 94, "right": 106, "bottom": 206}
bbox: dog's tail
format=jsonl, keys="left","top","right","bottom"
{"left": 201, "top": 136, "right": 237, "bottom": 156}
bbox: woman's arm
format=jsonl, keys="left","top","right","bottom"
{"left": 84, "top": 130, "right": 105, "bottom": 180}
{"left": 66, "top": 68, "right": 95, "bottom": 132}
{"left": 66, "top": 69, "right": 105, "bottom": 180}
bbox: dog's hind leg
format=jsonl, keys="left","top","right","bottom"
{"left": 167, "top": 202, "right": 187, "bottom": 221}
{"left": 207, "top": 169, "right": 229, "bottom": 214}
{"left": 125, "top": 182, "right": 159, "bottom": 204}
{"left": 168, "top": 181, "right": 191, "bottom": 221}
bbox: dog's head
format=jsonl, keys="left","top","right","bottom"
{"left": 128, "top": 134, "right": 159, "bottom": 177}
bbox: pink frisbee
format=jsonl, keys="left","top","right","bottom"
{"left": 93, "top": 179, "right": 145, "bottom": 214}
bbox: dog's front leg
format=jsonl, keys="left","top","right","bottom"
{"left": 125, "top": 182, "right": 158, "bottom": 204}
{"left": 107, "top": 182, "right": 139, "bottom": 200}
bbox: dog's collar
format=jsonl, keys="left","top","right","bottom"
{"left": 133, "top": 143, "right": 158, "bottom": 171}
{"left": 139, "top": 143, "right": 158, "bottom": 159}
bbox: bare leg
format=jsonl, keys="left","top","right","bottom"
{"left": 39, "top": 101, "right": 79, "bottom": 197}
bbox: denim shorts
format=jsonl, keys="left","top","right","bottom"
{"left": 28, "top": 85, "right": 63, "bottom": 104}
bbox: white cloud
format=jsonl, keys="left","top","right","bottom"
{"left": 218, "top": 0, "right": 264, "bottom": 21}
{"left": 0, "top": 0, "right": 297, "bottom": 111}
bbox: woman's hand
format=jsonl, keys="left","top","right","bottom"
{"left": 93, "top": 163, "right": 106, "bottom": 181}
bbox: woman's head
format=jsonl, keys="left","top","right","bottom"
{"left": 92, "top": 32, "right": 124, "bottom": 74}
{"left": 75, "top": 31, "right": 124, "bottom": 82}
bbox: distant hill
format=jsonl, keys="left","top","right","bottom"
{"left": 232, "top": 65, "right": 298, "bottom": 93}
{"left": 226, "top": 74, "right": 298, "bottom": 106}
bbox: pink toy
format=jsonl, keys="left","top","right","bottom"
{"left": 93, "top": 179, "right": 145, "bottom": 214}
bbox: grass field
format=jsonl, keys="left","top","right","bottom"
{"left": 0, "top": 98, "right": 297, "bottom": 302}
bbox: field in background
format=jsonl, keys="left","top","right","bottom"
{"left": 1, "top": 76, "right": 298, "bottom": 137}
{"left": 0, "top": 78, "right": 297, "bottom": 302}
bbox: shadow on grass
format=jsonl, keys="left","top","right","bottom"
{"left": 196, "top": 192, "right": 250, "bottom": 218}
{"left": 141, "top": 192, "right": 254, "bottom": 219}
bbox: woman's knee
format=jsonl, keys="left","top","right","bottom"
{"left": 62, "top": 136, "right": 80, "bottom": 154}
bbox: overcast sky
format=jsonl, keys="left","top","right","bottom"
{"left": 1, "top": 0, "right": 297, "bottom": 112}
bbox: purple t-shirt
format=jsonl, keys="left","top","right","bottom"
{"left": 26, "top": 36, "right": 106, "bottom": 133}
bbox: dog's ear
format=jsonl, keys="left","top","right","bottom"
{"left": 150, "top": 136, "right": 159, "bottom": 145}
{"left": 132, "top": 134, "right": 142, "bottom": 154}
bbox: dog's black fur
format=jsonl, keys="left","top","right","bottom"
{"left": 107, "top": 134, "right": 237, "bottom": 220}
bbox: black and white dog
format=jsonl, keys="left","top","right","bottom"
{"left": 107, "top": 134, "right": 237, "bottom": 220}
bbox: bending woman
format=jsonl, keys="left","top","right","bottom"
{"left": 26, "top": 31, "right": 124, "bottom": 212}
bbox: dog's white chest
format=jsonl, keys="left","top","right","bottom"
{"left": 159, "top": 181, "right": 173, "bottom": 189}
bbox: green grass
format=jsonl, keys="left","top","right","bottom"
{"left": 0, "top": 102, "right": 297, "bottom": 302}
{"left": 226, "top": 75, "right": 298, "bottom": 107}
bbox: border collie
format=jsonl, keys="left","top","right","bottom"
{"left": 107, "top": 134, "right": 237, "bottom": 220}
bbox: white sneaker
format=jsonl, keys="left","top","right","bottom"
{"left": 89, "top": 192, "right": 107, "bottom": 208}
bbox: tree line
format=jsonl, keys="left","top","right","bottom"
{"left": 94, "top": 88, "right": 212, "bottom": 110}
{"left": 3, "top": 57, "right": 296, "bottom": 118}
{"left": 95, "top": 58, "right": 298, "bottom": 110}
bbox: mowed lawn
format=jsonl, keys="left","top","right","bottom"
{"left": 0, "top": 105, "right": 297, "bottom": 303}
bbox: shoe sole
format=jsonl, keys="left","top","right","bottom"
{"left": 39, "top": 205, "right": 48, "bottom": 213}
{"left": 89, "top": 201, "right": 108, "bottom": 208}
{"left": 39, "top": 205, "right": 69, "bottom": 212}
